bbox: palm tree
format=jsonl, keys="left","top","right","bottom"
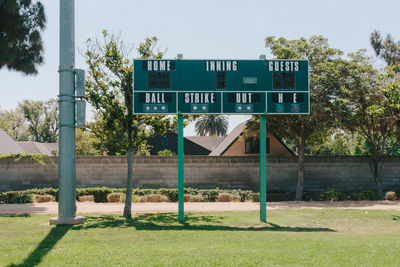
{"left": 195, "top": 115, "right": 229, "bottom": 137}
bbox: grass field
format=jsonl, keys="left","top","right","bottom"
{"left": 1, "top": 209, "right": 400, "bottom": 266}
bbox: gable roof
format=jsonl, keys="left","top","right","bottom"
{"left": 209, "top": 121, "right": 296, "bottom": 156}
{"left": 17, "top": 142, "right": 58, "bottom": 156}
{"left": 185, "top": 136, "right": 225, "bottom": 152}
{"left": 209, "top": 122, "right": 247, "bottom": 156}
{"left": 0, "top": 129, "right": 24, "bottom": 154}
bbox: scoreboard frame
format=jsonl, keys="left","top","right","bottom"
{"left": 133, "top": 58, "right": 310, "bottom": 115}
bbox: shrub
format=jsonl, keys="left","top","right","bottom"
{"left": 385, "top": 191, "right": 397, "bottom": 201}
{"left": 199, "top": 189, "right": 221, "bottom": 202}
{"left": 107, "top": 193, "right": 124, "bottom": 203}
{"left": 157, "top": 149, "right": 176, "bottom": 156}
{"left": 357, "top": 189, "right": 380, "bottom": 200}
{"left": 159, "top": 188, "right": 179, "bottom": 202}
{"left": 79, "top": 195, "right": 94, "bottom": 202}
{"left": 83, "top": 187, "right": 113, "bottom": 202}
{"left": 139, "top": 194, "right": 169, "bottom": 203}
{"left": 11, "top": 194, "right": 33, "bottom": 204}
{"left": 184, "top": 194, "right": 204, "bottom": 202}
{"left": 33, "top": 194, "right": 55, "bottom": 203}
{"left": 218, "top": 193, "right": 240, "bottom": 202}
{"left": 249, "top": 193, "right": 260, "bottom": 202}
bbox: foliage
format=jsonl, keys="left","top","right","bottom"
{"left": 370, "top": 30, "right": 400, "bottom": 65}
{"left": 0, "top": 153, "right": 48, "bottom": 165}
{"left": 0, "top": 0, "right": 46, "bottom": 74}
{"left": 0, "top": 99, "right": 58, "bottom": 142}
{"left": 19, "top": 99, "right": 58, "bottom": 142}
{"left": 134, "top": 142, "right": 151, "bottom": 156}
{"left": 1, "top": 187, "right": 393, "bottom": 204}
{"left": 0, "top": 108, "right": 29, "bottom": 141}
{"left": 157, "top": 149, "right": 175, "bottom": 156}
{"left": 308, "top": 131, "right": 370, "bottom": 156}
{"left": 255, "top": 35, "right": 347, "bottom": 200}
{"left": 75, "top": 128, "right": 103, "bottom": 155}
{"left": 195, "top": 115, "right": 229, "bottom": 137}
{"left": 139, "top": 194, "right": 169, "bottom": 202}
{"left": 106, "top": 193, "right": 124, "bottom": 203}
{"left": 385, "top": 191, "right": 397, "bottom": 201}
{"left": 76, "top": 187, "right": 113, "bottom": 203}
{"left": 338, "top": 53, "right": 400, "bottom": 196}
{"left": 82, "top": 31, "right": 171, "bottom": 156}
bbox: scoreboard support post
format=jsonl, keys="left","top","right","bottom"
{"left": 259, "top": 115, "right": 267, "bottom": 222}
{"left": 178, "top": 113, "right": 185, "bottom": 222}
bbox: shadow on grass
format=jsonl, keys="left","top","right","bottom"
{"left": 392, "top": 215, "right": 400, "bottom": 221}
{"left": 8, "top": 225, "right": 71, "bottom": 267}
{"left": 71, "top": 213, "right": 335, "bottom": 232}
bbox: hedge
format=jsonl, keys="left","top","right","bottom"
{"left": 0, "top": 187, "right": 388, "bottom": 204}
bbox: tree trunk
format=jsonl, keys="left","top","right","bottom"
{"left": 371, "top": 157, "right": 384, "bottom": 198}
{"left": 295, "top": 123, "right": 306, "bottom": 201}
{"left": 123, "top": 149, "right": 133, "bottom": 218}
{"left": 123, "top": 92, "right": 134, "bottom": 219}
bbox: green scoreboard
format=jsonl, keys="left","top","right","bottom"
{"left": 133, "top": 59, "right": 309, "bottom": 114}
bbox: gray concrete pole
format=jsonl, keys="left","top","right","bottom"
{"left": 50, "top": 0, "right": 83, "bottom": 225}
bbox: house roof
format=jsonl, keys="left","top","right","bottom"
{"left": 209, "top": 122, "right": 247, "bottom": 156}
{"left": 0, "top": 129, "right": 24, "bottom": 154}
{"left": 208, "top": 121, "right": 296, "bottom": 156}
{"left": 185, "top": 136, "right": 225, "bottom": 152}
{"left": 17, "top": 142, "right": 58, "bottom": 156}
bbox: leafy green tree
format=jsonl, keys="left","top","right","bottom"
{"left": 18, "top": 99, "right": 58, "bottom": 143}
{"left": 83, "top": 31, "right": 172, "bottom": 218}
{"left": 75, "top": 128, "right": 102, "bottom": 156}
{"left": 195, "top": 115, "right": 229, "bottom": 137}
{"left": 0, "top": 0, "right": 46, "bottom": 74}
{"left": 261, "top": 35, "right": 350, "bottom": 200}
{"left": 0, "top": 107, "right": 29, "bottom": 141}
{"left": 339, "top": 52, "right": 400, "bottom": 197}
{"left": 370, "top": 30, "right": 400, "bottom": 66}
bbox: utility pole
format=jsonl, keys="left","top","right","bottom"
{"left": 50, "top": 0, "right": 83, "bottom": 225}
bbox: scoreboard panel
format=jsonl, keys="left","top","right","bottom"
{"left": 133, "top": 59, "right": 309, "bottom": 114}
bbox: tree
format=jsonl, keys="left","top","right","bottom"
{"left": 0, "top": 107, "right": 29, "bottom": 141}
{"left": 260, "top": 36, "right": 349, "bottom": 200}
{"left": 195, "top": 115, "right": 228, "bottom": 137}
{"left": 18, "top": 99, "right": 58, "bottom": 143}
{"left": 339, "top": 52, "right": 400, "bottom": 197}
{"left": 0, "top": 99, "right": 58, "bottom": 142}
{"left": 0, "top": 0, "right": 46, "bottom": 75}
{"left": 83, "top": 31, "right": 172, "bottom": 218}
{"left": 370, "top": 30, "right": 400, "bottom": 66}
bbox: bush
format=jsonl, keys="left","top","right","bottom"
{"left": 249, "top": 193, "right": 260, "bottom": 202}
{"left": 157, "top": 149, "right": 175, "bottom": 156}
{"left": 184, "top": 194, "right": 204, "bottom": 202}
{"left": 139, "top": 194, "right": 169, "bottom": 203}
{"left": 33, "top": 194, "right": 55, "bottom": 203}
{"left": 11, "top": 194, "right": 33, "bottom": 204}
{"left": 79, "top": 195, "right": 94, "bottom": 202}
{"left": 218, "top": 193, "right": 240, "bottom": 202}
{"left": 159, "top": 188, "right": 179, "bottom": 202}
{"left": 107, "top": 193, "right": 124, "bottom": 203}
{"left": 385, "top": 191, "right": 397, "bottom": 201}
{"left": 199, "top": 189, "right": 221, "bottom": 202}
{"left": 83, "top": 187, "right": 113, "bottom": 202}
{"left": 357, "top": 189, "right": 380, "bottom": 200}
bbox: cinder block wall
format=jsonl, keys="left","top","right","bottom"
{"left": 0, "top": 156, "right": 399, "bottom": 192}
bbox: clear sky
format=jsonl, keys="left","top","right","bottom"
{"left": 1, "top": 0, "right": 399, "bottom": 136}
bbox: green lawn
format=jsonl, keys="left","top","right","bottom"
{"left": 1, "top": 209, "right": 400, "bottom": 266}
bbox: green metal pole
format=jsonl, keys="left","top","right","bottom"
{"left": 178, "top": 113, "right": 184, "bottom": 222}
{"left": 260, "top": 115, "right": 267, "bottom": 222}
{"left": 50, "top": 0, "right": 83, "bottom": 225}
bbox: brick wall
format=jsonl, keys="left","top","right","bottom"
{"left": 1, "top": 156, "right": 399, "bottom": 192}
